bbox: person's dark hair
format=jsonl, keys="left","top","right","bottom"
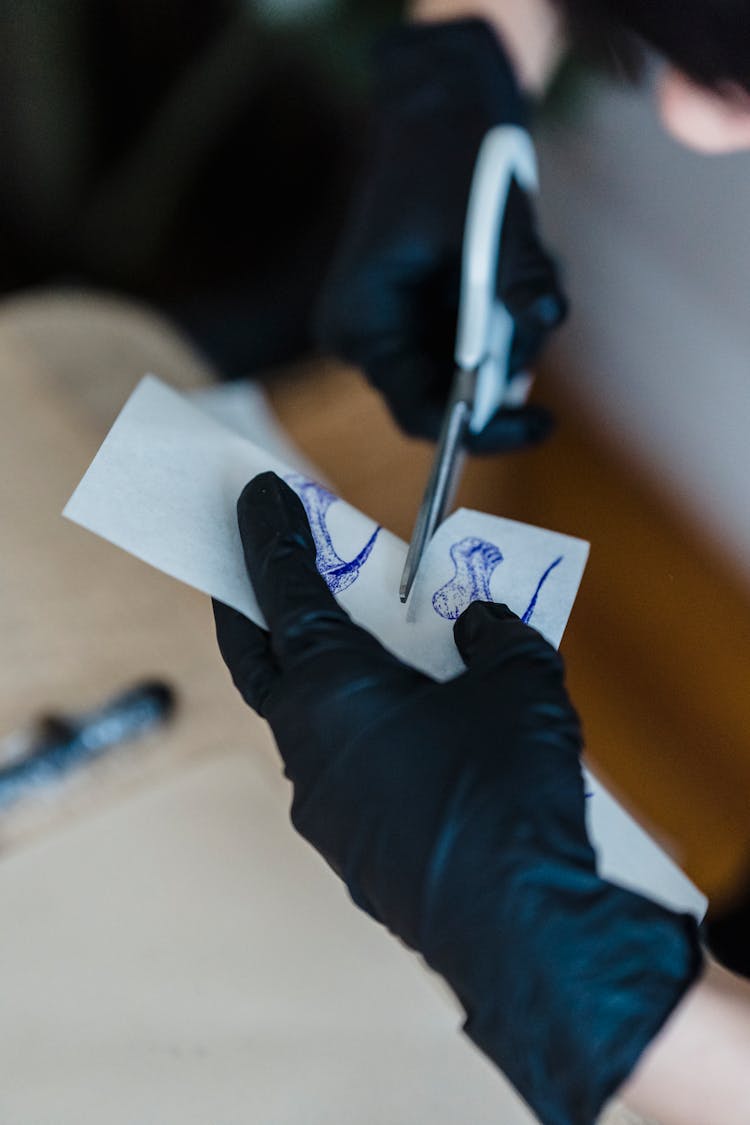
{"left": 562, "top": 0, "right": 750, "bottom": 92}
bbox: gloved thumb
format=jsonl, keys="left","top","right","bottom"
{"left": 237, "top": 473, "right": 359, "bottom": 670}
{"left": 453, "top": 600, "right": 555, "bottom": 672}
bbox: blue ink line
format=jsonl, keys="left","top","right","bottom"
{"left": 432, "top": 537, "right": 504, "bottom": 621}
{"left": 285, "top": 473, "right": 381, "bottom": 595}
{"left": 321, "top": 524, "right": 381, "bottom": 594}
{"left": 522, "top": 555, "right": 563, "bottom": 624}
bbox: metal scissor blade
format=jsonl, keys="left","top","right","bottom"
{"left": 399, "top": 368, "right": 476, "bottom": 603}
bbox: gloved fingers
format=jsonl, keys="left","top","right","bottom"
{"left": 497, "top": 177, "right": 567, "bottom": 375}
{"left": 366, "top": 351, "right": 449, "bottom": 441}
{"left": 453, "top": 600, "right": 563, "bottom": 675}
{"left": 236, "top": 473, "right": 369, "bottom": 670}
{"left": 464, "top": 404, "right": 555, "bottom": 455}
{"left": 317, "top": 249, "right": 458, "bottom": 444}
{"left": 212, "top": 599, "right": 279, "bottom": 716}
{"left": 315, "top": 237, "right": 426, "bottom": 371}
{"left": 314, "top": 263, "right": 376, "bottom": 371}
{"left": 507, "top": 282, "right": 568, "bottom": 338}
{"left": 506, "top": 288, "right": 568, "bottom": 375}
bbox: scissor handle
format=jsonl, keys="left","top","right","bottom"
{"left": 454, "top": 125, "right": 538, "bottom": 434}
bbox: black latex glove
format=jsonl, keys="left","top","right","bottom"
{"left": 316, "top": 20, "right": 567, "bottom": 453}
{"left": 214, "top": 472, "right": 702, "bottom": 1125}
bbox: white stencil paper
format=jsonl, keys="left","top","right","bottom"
{"left": 64, "top": 375, "right": 706, "bottom": 920}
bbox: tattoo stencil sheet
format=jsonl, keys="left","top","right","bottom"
{"left": 63, "top": 375, "right": 706, "bottom": 920}
{"left": 278, "top": 478, "right": 568, "bottom": 639}
{"left": 284, "top": 473, "right": 381, "bottom": 596}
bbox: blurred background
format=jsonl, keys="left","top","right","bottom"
{"left": 2, "top": 3, "right": 750, "bottom": 1123}
{"left": 0, "top": 0, "right": 397, "bottom": 370}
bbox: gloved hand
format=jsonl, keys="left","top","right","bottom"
{"left": 316, "top": 19, "right": 567, "bottom": 453}
{"left": 214, "top": 472, "right": 702, "bottom": 1125}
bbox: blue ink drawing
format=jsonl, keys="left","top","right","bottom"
{"left": 432, "top": 537, "right": 504, "bottom": 620}
{"left": 521, "top": 555, "right": 563, "bottom": 624}
{"left": 285, "top": 473, "right": 381, "bottom": 595}
{"left": 432, "top": 540, "right": 565, "bottom": 624}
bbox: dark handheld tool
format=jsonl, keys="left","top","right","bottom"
{"left": 0, "top": 679, "right": 176, "bottom": 811}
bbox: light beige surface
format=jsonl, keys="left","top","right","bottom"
{"left": 0, "top": 290, "right": 652, "bottom": 1123}
{"left": 0, "top": 732, "right": 641, "bottom": 1125}
{"left": 0, "top": 291, "right": 262, "bottom": 849}
{"left": 0, "top": 746, "right": 546, "bottom": 1124}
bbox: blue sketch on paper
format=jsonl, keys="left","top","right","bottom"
{"left": 285, "top": 473, "right": 381, "bottom": 595}
{"left": 432, "top": 538, "right": 565, "bottom": 623}
{"left": 432, "top": 537, "right": 504, "bottom": 620}
{"left": 521, "top": 555, "right": 563, "bottom": 624}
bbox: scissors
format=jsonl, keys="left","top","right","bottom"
{"left": 399, "top": 125, "right": 539, "bottom": 604}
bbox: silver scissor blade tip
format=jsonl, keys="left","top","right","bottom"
{"left": 398, "top": 373, "right": 473, "bottom": 607}
{"left": 399, "top": 569, "right": 414, "bottom": 604}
